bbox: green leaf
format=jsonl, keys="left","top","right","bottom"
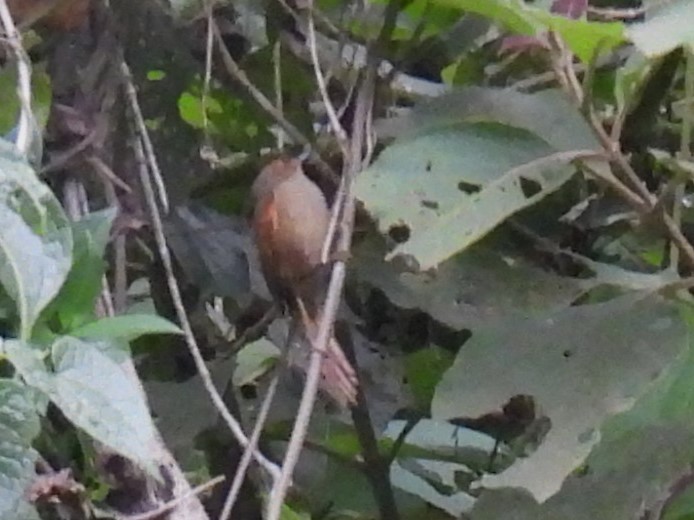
{"left": 404, "top": 347, "right": 455, "bottom": 409}
{"left": 432, "top": 294, "right": 686, "bottom": 502}
{"left": 469, "top": 302, "right": 694, "bottom": 519}
{"left": 45, "top": 207, "right": 117, "bottom": 332}
{"left": 358, "top": 122, "right": 580, "bottom": 270}
{"left": 360, "top": 88, "right": 604, "bottom": 270}
{"left": 0, "top": 64, "right": 52, "bottom": 135}
{"left": 0, "top": 140, "right": 72, "bottom": 339}
{"left": 628, "top": 0, "right": 694, "bottom": 58}
{"left": 532, "top": 11, "right": 624, "bottom": 63}
{"left": 233, "top": 338, "right": 280, "bottom": 386}
{"left": 4, "top": 337, "right": 159, "bottom": 475}
{"left": 70, "top": 314, "right": 183, "bottom": 342}
{"left": 430, "top": 0, "right": 540, "bottom": 36}
{"left": 431, "top": 0, "right": 624, "bottom": 62}
{"left": 0, "top": 379, "right": 42, "bottom": 520}
{"left": 49, "top": 337, "right": 159, "bottom": 474}
{"left": 377, "top": 88, "right": 600, "bottom": 152}
{"left": 353, "top": 237, "right": 587, "bottom": 330}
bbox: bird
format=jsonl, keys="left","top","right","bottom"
{"left": 251, "top": 156, "right": 357, "bottom": 407}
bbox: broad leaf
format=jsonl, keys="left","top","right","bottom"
{"left": 70, "top": 314, "right": 183, "bottom": 342}
{"left": 0, "top": 140, "right": 72, "bottom": 339}
{"left": 164, "top": 204, "right": 251, "bottom": 300}
{"left": 470, "top": 303, "right": 694, "bottom": 519}
{"left": 49, "top": 337, "right": 159, "bottom": 474}
{"left": 46, "top": 207, "right": 117, "bottom": 332}
{"left": 233, "top": 337, "right": 280, "bottom": 387}
{"left": 431, "top": 0, "right": 624, "bottom": 62}
{"left": 357, "top": 122, "right": 582, "bottom": 270}
{"left": 432, "top": 294, "right": 686, "bottom": 502}
{"left": 3, "top": 338, "right": 159, "bottom": 475}
{"left": 0, "top": 380, "right": 43, "bottom": 520}
{"left": 352, "top": 238, "right": 588, "bottom": 329}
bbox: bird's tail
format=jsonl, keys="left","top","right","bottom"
{"left": 295, "top": 297, "right": 358, "bottom": 408}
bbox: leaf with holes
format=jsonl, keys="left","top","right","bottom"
{"left": 357, "top": 122, "right": 586, "bottom": 270}
{"left": 432, "top": 294, "right": 686, "bottom": 503}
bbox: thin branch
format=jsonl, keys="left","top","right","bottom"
{"left": 120, "top": 61, "right": 170, "bottom": 213}
{"left": 211, "top": 22, "right": 338, "bottom": 184}
{"left": 0, "top": 0, "right": 33, "bottom": 156}
{"left": 219, "top": 374, "right": 280, "bottom": 520}
{"left": 265, "top": 51, "right": 376, "bottom": 520}
{"left": 308, "top": 4, "right": 349, "bottom": 152}
{"left": 130, "top": 131, "right": 281, "bottom": 481}
{"left": 342, "top": 329, "right": 400, "bottom": 520}
{"left": 119, "top": 475, "right": 226, "bottom": 520}
{"left": 86, "top": 155, "right": 134, "bottom": 194}
{"left": 587, "top": 5, "right": 646, "bottom": 20}
{"left": 273, "top": 39, "right": 285, "bottom": 149}
{"left": 202, "top": 2, "right": 214, "bottom": 140}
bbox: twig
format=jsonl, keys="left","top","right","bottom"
{"left": 120, "top": 61, "right": 170, "bottom": 213}
{"left": 342, "top": 328, "right": 400, "bottom": 520}
{"left": 211, "top": 22, "right": 338, "bottom": 184}
{"left": 0, "top": 0, "right": 33, "bottom": 156}
{"left": 40, "top": 128, "right": 101, "bottom": 174}
{"left": 273, "top": 39, "right": 284, "bottom": 149}
{"left": 100, "top": 175, "right": 127, "bottom": 313}
{"left": 219, "top": 374, "right": 280, "bottom": 520}
{"left": 265, "top": 43, "right": 377, "bottom": 520}
{"left": 587, "top": 5, "right": 646, "bottom": 20}
{"left": 86, "top": 155, "right": 133, "bottom": 194}
{"left": 202, "top": 2, "right": 214, "bottom": 140}
{"left": 307, "top": 3, "right": 349, "bottom": 153}
{"left": 225, "top": 304, "right": 280, "bottom": 357}
{"left": 671, "top": 48, "right": 694, "bottom": 268}
{"left": 119, "top": 475, "right": 226, "bottom": 520}
{"left": 130, "top": 131, "right": 281, "bottom": 481}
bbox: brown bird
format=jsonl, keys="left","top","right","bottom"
{"left": 251, "top": 156, "right": 357, "bottom": 407}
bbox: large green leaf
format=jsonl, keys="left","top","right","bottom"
{"left": 70, "top": 314, "right": 183, "bottom": 342}
{"left": 0, "top": 140, "right": 72, "bottom": 339}
{"left": 0, "top": 380, "right": 43, "bottom": 520}
{"left": 3, "top": 338, "right": 159, "bottom": 475}
{"left": 360, "top": 88, "right": 606, "bottom": 270}
{"left": 48, "top": 337, "right": 159, "bottom": 474}
{"left": 351, "top": 237, "right": 588, "bottom": 330}
{"left": 357, "top": 122, "right": 580, "bottom": 270}
{"left": 376, "top": 88, "right": 599, "bottom": 151}
{"left": 432, "top": 294, "right": 686, "bottom": 502}
{"left": 46, "top": 207, "right": 117, "bottom": 332}
{"left": 469, "top": 303, "right": 694, "bottom": 519}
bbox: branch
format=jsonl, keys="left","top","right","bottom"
{"left": 341, "top": 326, "right": 400, "bottom": 520}
{"left": 120, "top": 61, "right": 169, "bottom": 213}
{"left": 219, "top": 374, "right": 280, "bottom": 520}
{"left": 265, "top": 38, "right": 378, "bottom": 520}
{"left": 211, "top": 23, "right": 338, "bottom": 184}
{"left": 120, "top": 476, "right": 226, "bottom": 520}
{"left": 126, "top": 91, "right": 281, "bottom": 482}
